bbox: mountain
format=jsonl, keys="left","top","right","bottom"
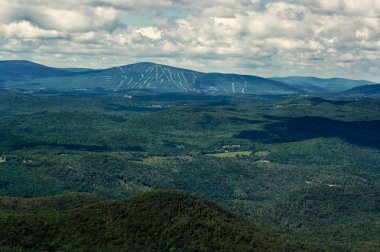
{"left": 271, "top": 76, "right": 376, "bottom": 93}
{"left": 3, "top": 60, "right": 376, "bottom": 95}
{"left": 0, "top": 190, "right": 306, "bottom": 251}
{"left": 340, "top": 84, "right": 380, "bottom": 97}
{"left": 0, "top": 60, "right": 76, "bottom": 84}
{"left": 194, "top": 72, "right": 300, "bottom": 95}
{"left": 1, "top": 61, "right": 298, "bottom": 95}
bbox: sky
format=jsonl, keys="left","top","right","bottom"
{"left": 0, "top": 0, "right": 379, "bottom": 82}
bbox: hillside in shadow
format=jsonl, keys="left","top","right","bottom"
{"left": 237, "top": 116, "right": 380, "bottom": 149}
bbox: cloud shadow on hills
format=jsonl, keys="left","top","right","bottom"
{"left": 236, "top": 116, "right": 380, "bottom": 149}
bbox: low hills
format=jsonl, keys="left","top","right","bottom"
{"left": 341, "top": 84, "right": 380, "bottom": 97}
{"left": 0, "top": 190, "right": 306, "bottom": 251}
{"left": 0, "top": 60, "right": 76, "bottom": 84}
{"left": 271, "top": 76, "right": 376, "bottom": 93}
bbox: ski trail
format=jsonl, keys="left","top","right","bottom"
{"left": 143, "top": 76, "right": 153, "bottom": 88}
{"left": 177, "top": 72, "right": 188, "bottom": 91}
{"left": 131, "top": 74, "right": 143, "bottom": 89}
{"left": 242, "top": 81, "right": 247, "bottom": 94}
{"left": 146, "top": 66, "right": 155, "bottom": 76}
{"left": 192, "top": 74, "right": 197, "bottom": 84}
{"left": 118, "top": 66, "right": 126, "bottom": 74}
{"left": 179, "top": 72, "right": 188, "bottom": 90}
{"left": 167, "top": 68, "right": 174, "bottom": 81}
{"left": 137, "top": 73, "right": 146, "bottom": 88}
{"left": 114, "top": 79, "right": 126, "bottom": 91}
{"left": 181, "top": 72, "right": 188, "bottom": 86}
{"left": 126, "top": 76, "right": 133, "bottom": 86}
{"left": 159, "top": 65, "right": 170, "bottom": 80}
{"left": 178, "top": 77, "right": 185, "bottom": 90}
{"left": 114, "top": 66, "right": 128, "bottom": 91}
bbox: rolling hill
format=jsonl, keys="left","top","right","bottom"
{"left": 340, "top": 84, "right": 380, "bottom": 97}
{"left": 0, "top": 92, "right": 378, "bottom": 250}
{"left": 271, "top": 76, "right": 376, "bottom": 93}
{"left": 0, "top": 190, "right": 306, "bottom": 251}
{"left": 0, "top": 60, "right": 78, "bottom": 84}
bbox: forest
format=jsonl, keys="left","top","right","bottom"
{"left": 0, "top": 91, "right": 379, "bottom": 251}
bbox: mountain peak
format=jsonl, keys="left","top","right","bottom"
{"left": 121, "top": 62, "right": 159, "bottom": 68}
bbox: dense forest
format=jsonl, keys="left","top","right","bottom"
{"left": 0, "top": 190, "right": 308, "bottom": 251}
{"left": 0, "top": 91, "right": 379, "bottom": 251}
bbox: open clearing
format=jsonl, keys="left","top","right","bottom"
{"left": 206, "top": 151, "right": 253, "bottom": 158}
{"left": 254, "top": 151, "right": 270, "bottom": 156}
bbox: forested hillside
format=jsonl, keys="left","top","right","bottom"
{"left": 0, "top": 91, "right": 378, "bottom": 251}
{"left": 0, "top": 190, "right": 307, "bottom": 252}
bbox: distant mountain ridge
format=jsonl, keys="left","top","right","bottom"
{"left": 341, "top": 84, "right": 380, "bottom": 97}
{"left": 0, "top": 60, "right": 299, "bottom": 94}
{"left": 271, "top": 76, "right": 376, "bottom": 93}
{"left": 0, "top": 60, "right": 76, "bottom": 83}
{"left": 1, "top": 60, "right": 378, "bottom": 95}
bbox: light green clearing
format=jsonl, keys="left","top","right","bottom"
{"left": 222, "top": 145, "right": 241, "bottom": 150}
{"left": 254, "top": 151, "right": 270, "bottom": 157}
{"left": 206, "top": 151, "right": 253, "bottom": 158}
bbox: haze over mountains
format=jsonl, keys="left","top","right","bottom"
{"left": 271, "top": 76, "right": 376, "bottom": 93}
{"left": 340, "top": 84, "right": 380, "bottom": 97}
{"left": 0, "top": 60, "right": 377, "bottom": 96}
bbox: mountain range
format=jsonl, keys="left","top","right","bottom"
{"left": 0, "top": 60, "right": 378, "bottom": 95}
{"left": 271, "top": 76, "right": 376, "bottom": 93}
{"left": 340, "top": 84, "right": 380, "bottom": 97}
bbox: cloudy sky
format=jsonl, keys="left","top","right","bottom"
{"left": 0, "top": 0, "right": 379, "bottom": 81}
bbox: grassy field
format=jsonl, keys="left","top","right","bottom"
{"left": 206, "top": 151, "right": 253, "bottom": 158}
{"left": 255, "top": 151, "right": 270, "bottom": 156}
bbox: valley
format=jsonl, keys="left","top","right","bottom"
{"left": 1, "top": 0, "right": 379, "bottom": 250}
{"left": 0, "top": 91, "right": 378, "bottom": 251}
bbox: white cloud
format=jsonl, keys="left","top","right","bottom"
{"left": 136, "top": 27, "right": 162, "bottom": 40}
{"left": 0, "top": 20, "right": 63, "bottom": 39}
{"left": 0, "top": 0, "right": 379, "bottom": 82}
{"left": 0, "top": 1, "right": 121, "bottom": 32}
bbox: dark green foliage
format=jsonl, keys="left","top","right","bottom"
{"left": 0, "top": 91, "right": 379, "bottom": 251}
{"left": 237, "top": 116, "right": 380, "bottom": 149}
{"left": 262, "top": 186, "right": 380, "bottom": 251}
{"left": 267, "top": 186, "right": 380, "bottom": 227}
{"left": 0, "top": 190, "right": 306, "bottom": 252}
